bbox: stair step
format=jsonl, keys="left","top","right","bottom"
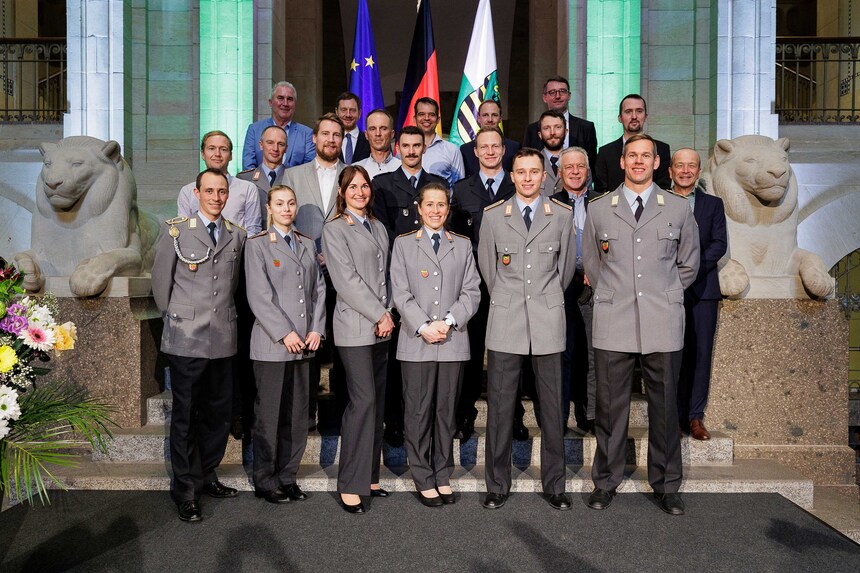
{"left": 95, "top": 425, "right": 733, "bottom": 467}
{"left": 50, "top": 458, "right": 814, "bottom": 509}
{"left": 145, "top": 391, "right": 651, "bottom": 428}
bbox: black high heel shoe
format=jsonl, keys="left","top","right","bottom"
{"left": 340, "top": 495, "right": 366, "bottom": 514}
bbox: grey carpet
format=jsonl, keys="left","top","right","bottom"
{"left": 0, "top": 491, "right": 857, "bottom": 572}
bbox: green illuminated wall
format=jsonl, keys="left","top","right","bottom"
{"left": 586, "top": 0, "right": 641, "bottom": 145}
{"left": 199, "top": 0, "right": 253, "bottom": 171}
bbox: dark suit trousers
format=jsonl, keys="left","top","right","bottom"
{"left": 314, "top": 274, "right": 347, "bottom": 425}
{"left": 485, "top": 351, "right": 566, "bottom": 495}
{"left": 166, "top": 354, "right": 233, "bottom": 503}
{"left": 337, "top": 342, "right": 388, "bottom": 495}
{"left": 457, "top": 285, "right": 489, "bottom": 422}
{"left": 384, "top": 322, "right": 405, "bottom": 433}
{"left": 678, "top": 299, "right": 719, "bottom": 422}
{"left": 252, "top": 359, "right": 310, "bottom": 493}
{"left": 401, "top": 361, "right": 464, "bottom": 490}
{"left": 592, "top": 349, "right": 683, "bottom": 494}
{"left": 563, "top": 281, "right": 596, "bottom": 424}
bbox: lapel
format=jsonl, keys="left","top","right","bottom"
{"left": 346, "top": 214, "right": 383, "bottom": 250}
{"left": 468, "top": 173, "right": 491, "bottom": 207}
{"left": 395, "top": 169, "right": 419, "bottom": 200}
{"left": 415, "top": 229, "right": 440, "bottom": 268}
{"left": 437, "top": 230, "right": 455, "bottom": 262}
{"left": 190, "top": 216, "right": 215, "bottom": 252}
{"left": 636, "top": 185, "right": 662, "bottom": 229}
{"left": 267, "top": 228, "right": 300, "bottom": 264}
{"left": 526, "top": 200, "right": 552, "bottom": 242}
{"left": 324, "top": 162, "right": 344, "bottom": 217}
{"left": 255, "top": 167, "right": 271, "bottom": 191}
{"left": 504, "top": 199, "right": 529, "bottom": 240}
{"left": 301, "top": 162, "right": 325, "bottom": 211}
{"left": 283, "top": 122, "right": 296, "bottom": 166}
{"left": 213, "top": 219, "right": 235, "bottom": 256}
{"left": 611, "top": 189, "right": 638, "bottom": 230}
{"left": 693, "top": 187, "right": 705, "bottom": 222}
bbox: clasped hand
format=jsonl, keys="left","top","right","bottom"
{"left": 375, "top": 311, "right": 395, "bottom": 338}
{"left": 420, "top": 320, "right": 450, "bottom": 344}
{"left": 283, "top": 331, "right": 322, "bottom": 354}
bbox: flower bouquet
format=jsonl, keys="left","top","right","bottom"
{"left": 0, "top": 257, "right": 114, "bottom": 504}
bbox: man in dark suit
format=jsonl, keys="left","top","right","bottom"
{"left": 372, "top": 125, "right": 447, "bottom": 446}
{"left": 522, "top": 76, "right": 598, "bottom": 170}
{"left": 593, "top": 94, "right": 671, "bottom": 195}
{"left": 450, "top": 126, "right": 517, "bottom": 440}
{"left": 550, "top": 146, "right": 596, "bottom": 433}
{"left": 460, "top": 100, "right": 520, "bottom": 177}
{"left": 242, "top": 81, "right": 315, "bottom": 170}
{"left": 335, "top": 91, "right": 370, "bottom": 164}
{"left": 669, "top": 148, "right": 727, "bottom": 441}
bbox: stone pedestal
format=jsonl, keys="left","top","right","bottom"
{"left": 45, "top": 287, "right": 164, "bottom": 429}
{"left": 709, "top": 299, "right": 855, "bottom": 484}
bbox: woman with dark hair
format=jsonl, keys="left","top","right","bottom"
{"left": 389, "top": 183, "right": 480, "bottom": 506}
{"left": 321, "top": 165, "right": 394, "bottom": 513}
{"left": 244, "top": 185, "right": 326, "bottom": 504}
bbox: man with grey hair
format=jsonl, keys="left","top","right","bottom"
{"left": 550, "top": 146, "right": 596, "bottom": 433}
{"left": 353, "top": 108, "right": 401, "bottom": 178}
{"left": 242, "top": 81, "right": 315, "bottom": 170}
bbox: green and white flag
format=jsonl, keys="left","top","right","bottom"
{"left": 449, "top": 0, "right": 500, "bottom": 146}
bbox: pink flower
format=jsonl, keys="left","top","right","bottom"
{"left": 20, "top": 324, "right": 56, "bottom": 352}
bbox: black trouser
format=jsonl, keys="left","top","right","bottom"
{"left": 678, "top": 299, "right": 719, "bottom": 423}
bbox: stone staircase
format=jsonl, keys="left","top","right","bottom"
{"left": 53, "top": 390, "right": 816, "bottom": 510}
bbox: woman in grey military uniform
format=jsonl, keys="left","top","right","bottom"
{"left": 390, "top": 183, "right": 481, "bottom": 507}
{"left": 244, "top": 185, "right": 326, "bottom": 504}
{"left": 321, "top": 165, "right": 394, "bottom": 513}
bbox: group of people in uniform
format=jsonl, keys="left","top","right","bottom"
{"left": 152, "top": 78, "right": 726, "bottom": 522}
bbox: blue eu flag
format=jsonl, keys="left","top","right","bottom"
{"left": 349, "top": 0, "right": 384, "bottom": 131}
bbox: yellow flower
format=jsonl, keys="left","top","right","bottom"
{"left": 0, "top": 345, "right": 17, "bottom": 373}
{"left": 53, "top": 321, "right": 77, "bottom": 352}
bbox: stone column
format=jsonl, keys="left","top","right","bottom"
{"left": 716, "top": 0, "right": 779, "bottom": 139}
{"left": 64, "top": 0, "right": 127, "bottom": 149}
{"left": 283, "top": 0, "right": 323, "bottom": 124}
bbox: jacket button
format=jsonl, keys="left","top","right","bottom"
{"left": 299, "top": 299, "right": 304, "bottom": 303}
{"left": 214, "top": 259, "right": 218, "bottom": 263}
{"left": 213, "top": 275, "right": 218, "bottom": 280}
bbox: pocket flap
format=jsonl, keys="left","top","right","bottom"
{"left": 597, "top": 227, "right": 618, "bottom": 241}
{"left": 167, "top": 302, "right": 194, "bottom": 320}
{"left": 666, "top": 288, "right": 685, "bottom": 304}
{"left": 539, "top": 241, "right": 560, "bottom": 254}
{"left": 496, "top": 244, "right": 518, "bottom": 255}
{"left": 593, "top": 288, "right": 614, "bottom": 303}
{"left": 546, "top": 291, "right": 565, "bottom": 308}
{"left": 657, "top": 226, "right": 679, "bottom": 241}
{"left": 490, "top": 291, "right": 511, "bottom": 308}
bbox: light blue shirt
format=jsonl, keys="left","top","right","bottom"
{"left": 514, "top": 195, "right": 542, "bottom": 223}
{"left": 423, "top": 134, "right": 465, "bottom": 186}
{"left": 401, "top": 167, "right": 424, "bottom": 188}
{"left": 346, "top": 209, "right": 369, "bottom": 229}
{"left": 272, "top": 225, "right": 295, "bottom": 250}
{"left": 479, "top": 169, "right": 504, "bottom": 198}
{"left": 261, "top": 163, "right": 284, "bottom": 185}
{"left": 197, "top": 213, "right": 222, "bottom": 244}
{"left": 622, "top": 184, "right": 655, "bottom": 216}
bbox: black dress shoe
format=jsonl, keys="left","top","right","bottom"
{"left": 417, "top": 492, "right": 444, "bottom": 508}
{"left": 255, "top": 488, "right": 290, "bottom": 504}
{"left": 454, "top": 418, "right": 475, "bottom": 440}
{"left": 202, "top": 480, "right": 238, "bottom": 498}
{"left": 512, "top": 422, "right": 529, "bottom": 441}
{"left": 230, "top": 416, "right": 244, "bottom": 440}
{"left": 177, "top": 499, "right": 202, "bottom": 522}
{"left": 587, "top": 488, "right": 616, "bottom": 510}
{"left": 655, "top": 492, "right": 685, "bottom": 515}
{"left": 369, "top": 487, "right": 389, "bottom": 498}
{"left": 437, "top": 490, "right": 456, "bottom": 505}
{"left": 340, "top": 499, "right": 366, "bottom": 514}
{"left": 282, "top": 483, "right": 308, "bottom": 501}
{"left": 547, "top": 493, "right": 572, "bottom": 511}
{"left": 482, "top": 492, "right": 508, "bottom": 509}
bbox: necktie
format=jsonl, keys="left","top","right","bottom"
{"left": 269, "top": 170, "right": 277, "bottom": 187}
{"left": 523, "top": 206, "right": 532, "bottom": 231}
{"left": 345, "top": 133, "right": 354, "bottom": 164}
{"left": 409, "top": 175, "right": 417, "bottom": 189}
{"left": 634, "top": 196, "right": 644, "bottom": 222}
{"left": 431, "top": 233, "right": 440, "bottom": 253}
{"left": 486, "top": 177, "right": 495, "bottom": 200}
{"left": 284, "top": 234, "right": 293, "bottom": 251}
{"left": 207, "top": 222, "right": 217, "bottom": 246}
{"left": 363, "top": 219, "right": 372, "bottom": 233}
{"left": 550, "top": 156, "right": 559, "bottom": 177}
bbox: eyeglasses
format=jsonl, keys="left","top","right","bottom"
{"left": 544, "top": 89, "right": 570, "bottom": 97}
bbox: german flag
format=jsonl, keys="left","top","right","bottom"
{"left": 396, "top": 0, "right": 440, "bottom": 133}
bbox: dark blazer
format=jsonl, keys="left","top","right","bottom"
{"left": 522, "top": 112, "right": 598, "bottom": 170}
{"left": 593, "top": 136, "right": 671, "bottom": 195}
{"left": 687, "top": 189, "right": 727, "bottom": 301}
{"left": 340, "top": 131, "right": 371, "bottom": 164}
{"left": 450, "top": 171, "right": 516, "bottom": 251}
{"left": 372, "top": 168, "right": 447, "bottom": 245}
{"left": 459, "top": 137, "right": 521, "bottom": 178}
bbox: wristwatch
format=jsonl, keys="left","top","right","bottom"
{"left": 444, "top": 316, "right": 455, "bottom": 327}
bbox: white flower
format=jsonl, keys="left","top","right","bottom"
{"left": 20, "top": 324, "right": 56, "bottom": 352}
{"left": 0, "top": 417, "right": 9, "bottom": 439}
{"left": 0, "top": 385, "right": 20, "bottom": 421}
{"left": 28, "top": 304, "right": 56, "bottom": 328}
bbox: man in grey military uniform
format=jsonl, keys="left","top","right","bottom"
{"left": 152, "top": 168, "right": 248, "bottom": 522}
{"left": 582, "top": 133, "right": 700, "bottom": 516}
{"left": 237, "top": 125, "right": 289, "bottom": 231}
{"left": 477, "top": 147, "right": 577, "bottom": 511}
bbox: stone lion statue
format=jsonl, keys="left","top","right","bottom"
{"left": 13, "top": 136, "right": 159, "bottom": 297}
{"left": 706, "top": 135, "right": 834, "bottom": 299}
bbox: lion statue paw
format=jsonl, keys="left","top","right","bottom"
{"left": 719, "top": 258, "right": 749, "bottom": 298}
{"left": 12, "top": 250, "right": 45, "bottom": 293}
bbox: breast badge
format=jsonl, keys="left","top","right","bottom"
{"left": 600, "top": 241, "right": 610, "bottom": 254}
{"left": 274, "top": 259, "right": 281, "bottom": 268}
{"left": 420, "top": 269, "right": 429, "bottom": 278}
{"left": 502, "top": 254, "right": 511, "bottom": 266}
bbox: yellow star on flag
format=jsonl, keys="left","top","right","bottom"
{"left": 364, "top": 55, "right": 375, "bottom": 68}
{"left": 350, "top": 59, "right": 358, "bottom": 72}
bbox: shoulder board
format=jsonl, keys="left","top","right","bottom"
{"left": 588, "top": 192, "right": 612, "bottom": 204}
{"left": 294, "top": 230, "right": 312, "bottom": 240}
{"left": 165, "top": 216, "right": 188, "bottom": 225}
{"left": 550, "top": 197, "right": 573, "bottom": 210}
{"left": 248, "top": 230, "right": 268, "bottom": 239}
{"left": 448, "top": 231, "right": 469, "bottom": 240}
{"left": 397, "top": 230, "right": 419, "bottom": 238}
{"left": 237, "top": 168, "right": 254, "bottom": 175}
{"left": 326, "top": 214, "right": 343, "bottom": 223}
{"left": 483, "top": 198, "right": 506, "bottom": 212}
{"left": 223, "top": 219, "right": 245, "bottom": 232}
